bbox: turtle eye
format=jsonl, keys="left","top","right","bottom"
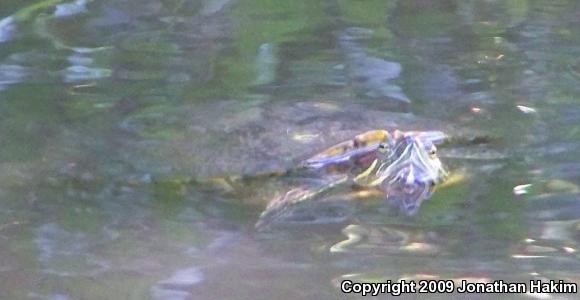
{"left": 428, "top": 146, "right": 437, "bottom": 158}
{"left": 378, "top": 143, "right": 388, "bottom": 153}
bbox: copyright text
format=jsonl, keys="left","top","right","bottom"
{"left": 340, "top": 279, "right": 577, "bottom": 296}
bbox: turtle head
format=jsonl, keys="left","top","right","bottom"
{"left": 383, "top": 131, "right": 448, "bottom": 215}
{"left": 355, "top": 130, "right": 448, "bottom": 215}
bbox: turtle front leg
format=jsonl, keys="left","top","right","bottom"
{"left": 255, "top": 174, "right": 350, "bottom": 230}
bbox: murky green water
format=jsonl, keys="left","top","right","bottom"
{"left": 1, "top": 1, "right": 580, "bottom": 299}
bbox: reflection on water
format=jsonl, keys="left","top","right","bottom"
{"left": 0, "top": 0, "right": 580, "bottom": 299}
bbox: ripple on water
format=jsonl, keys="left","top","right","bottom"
{"left": 0, "top": 17, "right": 15, "bottom": 43}
{"left": 0, "top": 64, "right": 31, "bottom": 90}
{"left": 54, "top": 0, "right": 89, "bottom": 18}
{"left": 330, "top": 224, "right": 442, "bottom": 256}
{"left": 27, "top": 292, "right": 72, "bottom": 300}
{"left": 526, "top": 193, "right": 580, "bottom": 221}
{"left": 63, "top": 65, "right": 112, "bottom": 83}
{"left": 151, "top": 267, "right": 204, "bottom": 300}
{"left": 34, "top": 223, "right": 109, "bottom": 276}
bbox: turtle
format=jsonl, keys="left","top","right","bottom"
{"left": 252, "top": 129, "right": 450, "bottom": 229}
{"left": 139, "top": 101, "right": 499, "bottom": 230}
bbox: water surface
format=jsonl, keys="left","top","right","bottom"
{"left": 1, "top": 1, "right": 580, "bottom": 299}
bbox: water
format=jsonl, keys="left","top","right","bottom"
{"left": 0, "top": 0, "right": 579, "bottom": 299}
